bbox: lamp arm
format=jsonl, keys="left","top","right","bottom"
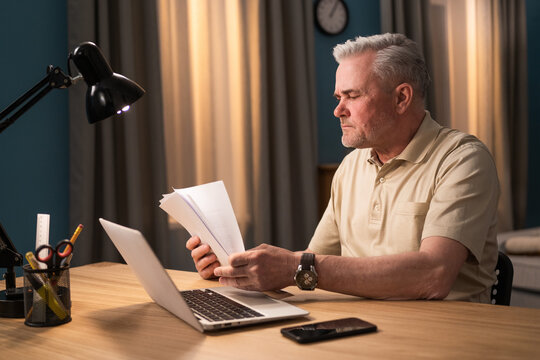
{"left": 0, "top": 65, "right": 75, "bottom": 134}
{"left": 0, "top": 82, "right": 53, "bottom": 133}
{"left": 0, "top": 75, "right": 49, "bottom": 121}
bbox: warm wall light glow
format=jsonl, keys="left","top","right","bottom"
{"left": 158, "top": 0, "right": 262, "bottom": 235}
{"left": 466, "top": 0, "right": 478, "bottom": 137}
{"left": 439, "top": 0, "right": 512, "bottom": 231}
{"left": 187, "top": 0, "right": 213, "bottom": 183}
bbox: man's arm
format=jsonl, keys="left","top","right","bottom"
{"left": 215, "top": 235, "right": 468, "bottom": 299}
{"left": 314, "top": 236, "right": 467, "bottom": 299}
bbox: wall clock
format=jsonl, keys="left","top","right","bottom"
{"left": 315, "top": 0, "right": 349, "bottom": 36}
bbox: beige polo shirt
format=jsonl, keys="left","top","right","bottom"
{"left": 309, "top": 112, "right": 499, "bottom": 302}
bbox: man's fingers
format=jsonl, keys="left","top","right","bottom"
{"left": 214, "top": 263, "right": 252, "bottom": 278}
{"left": 191, "top": 243, "right": 212, "bottom": 262}
{"left": 218, "top": 275, "right": 252, "bottom": 290}
{"left": 185, "top": 236, "right": 220, "bottom": 280}
{"left": 195, "top": 253, "right": 219, "bottom": 279}
{"left": 186, "top": 236, "right": 201, "bottom": 251}
{"left": 214, "top": 265, "right": 237, "bottom": 278}
{"left": 228, "top": 252, "right": 251, "bottom": 267}
{"left": 196, "top": 252, "right": 218, "bottom": 271}
{"left": 199, "top": 261, "right": 219, "bottom": 280}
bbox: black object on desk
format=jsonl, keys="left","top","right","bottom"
{"left": 281, "top": 317, "right": 378, "bottom": 343}
{"left": 0, "top": 222, "right": 24, "bottom": 318}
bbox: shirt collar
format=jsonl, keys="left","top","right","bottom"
{"left": 395, "top": 111, "right": 442, "bottom": 164}
{"left": 367, "top": 151, "right": 383, "bottom": 167}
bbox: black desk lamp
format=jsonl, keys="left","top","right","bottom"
{"left": 0, "top": 42, "right": 145, "bottom": 317}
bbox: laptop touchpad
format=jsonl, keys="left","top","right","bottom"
{"left": 217, "top": 288, "right": 279, "bottom": 306}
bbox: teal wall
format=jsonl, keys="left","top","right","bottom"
{"left": 526, "top": 0, "right": 540, "bottom": 227}
{"left": 314, "top": 0, "right": 381, "bottom": 164}
{"left": 0, "top": 1, "right": 69, "bottom": 274}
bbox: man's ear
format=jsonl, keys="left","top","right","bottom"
{"left": 395, "top": 83, "right": 414, "bottom": 115}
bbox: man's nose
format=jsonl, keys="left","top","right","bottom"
{"left": 334, "top": 100, "right": 348, "bottom": 118}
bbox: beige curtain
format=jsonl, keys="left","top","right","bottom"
{"left": 444, "top": 0, "right": 528, "bottom": 231}
{"left": 381, "top": 0, "right": 528, "bottom": 231}
{"left": 158, "top": 0, "right": 318, "bottom": 250}
{"left": 456, "top": 0, "right": 513, "bottom": 231}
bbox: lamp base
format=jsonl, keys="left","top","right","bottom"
{"left": 0, "top": 287, "right": 25, "bottom": 318}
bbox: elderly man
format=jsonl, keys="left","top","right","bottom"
{"left": 187, "top": 33, "right": 499, "bottom": 303}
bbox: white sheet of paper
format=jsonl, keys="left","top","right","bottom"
{"left": 159, "top": 181, "right": 245, "bottom": 266}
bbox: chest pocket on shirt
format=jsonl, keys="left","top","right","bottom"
{"left": 390, "top": 202, "right": 429, "bottom": 253}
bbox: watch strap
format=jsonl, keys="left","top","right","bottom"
{"left": 300, "top": 252, "right": 315, "bottom": 271}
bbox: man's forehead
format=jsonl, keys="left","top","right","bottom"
{"left": 335, "top": 54, "right": 372, "bottom": 93}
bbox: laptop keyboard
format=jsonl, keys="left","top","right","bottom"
{"left": 180, "top": 289, "right": 264, "bottom": 322}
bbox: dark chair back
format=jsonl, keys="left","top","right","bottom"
{"left": 491, "top": 251, "right": 514, "bottom": 305}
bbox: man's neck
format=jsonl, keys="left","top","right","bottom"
{"left": 372, "top": 110, "right": 426, "bottom": 164}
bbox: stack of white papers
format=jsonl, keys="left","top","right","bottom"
{"left": 159, "top": 181, "right": 245, "bottom": 266}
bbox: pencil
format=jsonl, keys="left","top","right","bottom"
{"left": 59, "top": 224, "right": 83, "bottom": 257}
{"left": 60, "top": 223, "right": 84, "bottom": 265}
{"left": 69, "top": 224, "right": 84, "bottom": 244}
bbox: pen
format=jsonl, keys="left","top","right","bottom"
{"left": 25, "top": 252, "right": 68, "bottom": 320}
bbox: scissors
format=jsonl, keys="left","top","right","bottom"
{"left": 35, "top": 239, "right": 74, "bottom": 269}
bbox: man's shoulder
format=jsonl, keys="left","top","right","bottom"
{"left": 430, "top": 127, "right": 498, "bottom": 184}
{"left": 433, "top": 126, "right": 493, "bottom": 161}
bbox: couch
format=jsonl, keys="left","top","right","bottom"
{"left": 497, "top": 227, "right": 540, "bottom": 308}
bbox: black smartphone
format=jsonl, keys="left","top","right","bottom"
{"left": 280, "top": 317, "right": 377, "bottom": 344}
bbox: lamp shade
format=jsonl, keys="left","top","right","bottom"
{"left": 71, "top": 42, "right": 145, "bottom": 123}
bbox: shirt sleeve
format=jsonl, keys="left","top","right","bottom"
{"left": 421, "top": 141, "right": 500, "bottom": 263}
{"left": 308, "top": 165, "right": 343, "bottom": 256}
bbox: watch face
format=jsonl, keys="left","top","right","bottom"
{"left": 296, "top": 270, "right": 317, "bottom": 289}
{"left": 315, "top": 0, "right": 348, "bottom": 35}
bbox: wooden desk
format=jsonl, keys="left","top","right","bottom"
{"left": 1, "top": 262, "right": 540, "bottom": 359}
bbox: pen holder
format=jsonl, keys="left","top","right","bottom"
{"left": 22, "top": 264, "right": 72, "bottom": 327}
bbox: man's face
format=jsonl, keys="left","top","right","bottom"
{"left": 334, "top": 52, "right": 397, "bottom": 149}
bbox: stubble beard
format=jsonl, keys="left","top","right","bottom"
{"left": 341, "top": 132, "right": 368, "bottom": 149}
{"left": 341, "top": 113, "right": 394, "bottom": 149}
{"left": 341, "top": 123, "right": 379, "bottom": 149}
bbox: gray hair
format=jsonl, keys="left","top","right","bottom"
{"left": 333, "top": 33, "right": 431, "bottom": 98}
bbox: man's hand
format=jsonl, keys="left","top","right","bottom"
{"left": 186, "top": 236, "right": 220, "bottom": 279}
{"left": 214, "top": 244, "right": 301, "bottom": 292}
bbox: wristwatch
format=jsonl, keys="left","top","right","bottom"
{"left": 294, "top": 253, "right": 318, "bottom": 290}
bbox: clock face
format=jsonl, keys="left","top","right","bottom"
{"left": 316, "top": 0, "right": 348, "bottom": 35}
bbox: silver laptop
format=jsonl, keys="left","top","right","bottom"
{"left": 99, "top": 218, "right": 308, "bottom": 332}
